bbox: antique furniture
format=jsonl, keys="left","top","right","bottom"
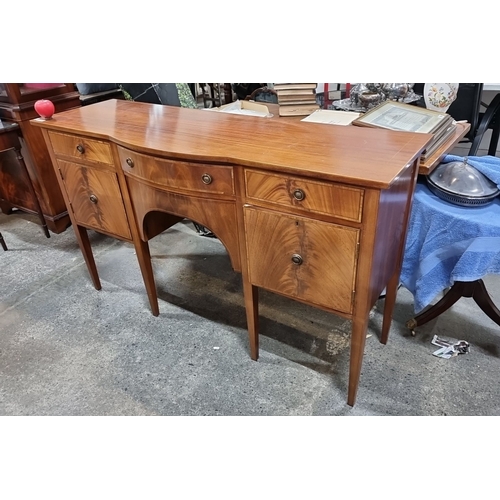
{"left": 0, "top": 120, "right": 49, "bottom": 237}
{"left": 32, "top": 99, "right": 431, "bottom": 406}
{"left": 0, "top": 84, "right": 81, "bottom": 233}
{"left": 401, "top": 178, "right": 500, "bottom": 335}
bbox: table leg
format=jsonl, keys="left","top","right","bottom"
{"left": 406, "top": 279, "right": 500, "bottom": 332}
{"left": 15, "top": 150, "right": 50, "bottom": 238}
{"left": 242, "top": 278, "right": 259, "bottom": 360}
{"left": 380, "top": 271, "right": 401, "bottom": 344}
{"left": 133, "top": 238, "right": 159, "bottom": 317}
{"left": 73, "top": 224, "right": 101, "bottom": 290}
{"left": 469, "top": 279, "right": 500, "bottom": 327}
{"left": 0, "top": 232, "right": 7, "bottom": 251}
{"left": 348, "top": 310, "right": 370, "bottom": 406}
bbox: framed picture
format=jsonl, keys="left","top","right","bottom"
{"left": 352, "top": 100, "right": 451, "bottom": 134}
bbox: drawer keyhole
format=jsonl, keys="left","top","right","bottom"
{"left": 293, "top": 189, "right": 305, "bottom": 201}
{"left": 76, "top": 144, "right": 85, "bottom": 154}
{"left": 126, "top": 157, "right": 134, "bottom": 168}
{"left": 291, "top": 254, "right": 303, "bottom": 265}
{"left": 201, "top": 173, "right": 212, "bottom": 185}
{"left": 89, "top": 194, "right": 98, "bottom": 204}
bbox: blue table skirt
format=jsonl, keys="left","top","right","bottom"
{"left": 400, "top": 179, "right": 500, "bottom": 313}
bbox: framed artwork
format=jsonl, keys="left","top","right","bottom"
{"left": 352, "top": 100, "right": 450, "bottom": 134}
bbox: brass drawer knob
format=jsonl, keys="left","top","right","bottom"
{"left": 126, "top": 157, "right": 134, "bottom": 168}
{"left": 89, "top": 194, "right": 98, "bottom": 204}
{"left": 291, "top": 254, "right": 303, "bottom": 265}
{"left": 293, "top": 189, "right": 305, "bottom": 201}
{"left": 76, "top": 144, "right": 85, "bottom": 154}
{"left": 201, "top": 173, "right": 212, "bottom": 185}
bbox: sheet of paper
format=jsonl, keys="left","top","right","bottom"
{"left": 206, "top": 100, "right": 271, "bottom": 118}
{"left": 301, "top": 109, "right": 361, "bottom": 126}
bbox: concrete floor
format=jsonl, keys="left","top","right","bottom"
{"left": 1, "top": 204, "right": 500, "bottom": 416}
{"left": 2, "top": 99, "right": 500, "bottom": 417}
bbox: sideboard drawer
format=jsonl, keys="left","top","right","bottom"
{"left": 57, "top": 159, "right": 131, "bottom": 239}
{"left": 48, "top": 131, "right": 113, "bottom": 165}
{"left": 117, "top": 146, "right": 235, "bottom": 196}
{"left": 244, "top": 206, "right": 359, "bottom": 314}
{"left": 244, "top": 170, "right": 363, "bottom": 222}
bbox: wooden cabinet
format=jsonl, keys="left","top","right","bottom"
{"left": 0, "top": 84, "right": 81, "bottom": 233}
{"left": 33, "top": 99, "right": 432, "bottom": 406}
{"left": 0, "top": 120, "right": 49, "bottom": 237}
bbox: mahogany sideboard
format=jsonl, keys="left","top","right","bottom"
{"left": 32, "top": 99, "right": 431, "bottom": 406}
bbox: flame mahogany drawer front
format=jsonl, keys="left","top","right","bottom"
{"left": 48, "top": 131, "right": 113, "bottom": 165}
{"left": 117, "top": 146, "right": 235, "bottom": 196}
{"left": 244, "top": 169, "right": 364, "bottom": 222}
{"left": 243, "top": 206, "right": 359, "bottom": 314}
{"left": 56, "top": 159, "right": 131, "bottom": 240}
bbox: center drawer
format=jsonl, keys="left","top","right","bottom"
{"left": 245, "top": 169, "right": 363, "bottom": 222}
{"left": 117, "top": 146, "right": 235, "bottom": 196}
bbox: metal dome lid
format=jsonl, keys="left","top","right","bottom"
{"left": 427, "top": 157, "right": 500, "bottom": 207}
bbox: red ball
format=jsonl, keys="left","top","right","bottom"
{"left": 34, "top": 99, "right": 55, "bottom": 119}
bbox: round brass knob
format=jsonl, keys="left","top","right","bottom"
{"left": 291, "top": 254, "right": 303, "bottom": 265}
{"left": 293, "top": 189, "right": 305, "bottom": 201}
{"left": 201, "top": 173, "right": 212, "bottom": 185}
{"left": 126, "top": 157, "right": 134, "bottom": 168}
{"left": 89, "top": 194, "right": 98, "bottom": 204}
{"left": 76, "top": 144, "right": 85, "bottom": 154}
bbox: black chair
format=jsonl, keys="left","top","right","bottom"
{"left": 413, "top": 83, "right": 500, "bottom": 156}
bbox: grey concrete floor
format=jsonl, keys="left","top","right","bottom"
{"left": 1, "top": 208, "right": 500, "bottom": 416}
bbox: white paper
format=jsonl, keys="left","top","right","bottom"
{"left": 206, "top": 100, "right": 271, "bottom": 118}
{"left": 301, "top": 109, "right": 361, "bottom": 126}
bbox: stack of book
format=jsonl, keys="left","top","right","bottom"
{"left": 274, "top": 83, "right": 320, "bottom": 117}
{"left": 351, "top": 101, "right": 457, "bottom": 161}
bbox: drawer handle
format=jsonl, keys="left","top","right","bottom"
{"left": 201, "top": 173, "right": 212, "bottom": 185}
{"left": 126, "top": 157, "right": 134, "bottom": 168}
{"left": 291, "top": 254, "right": 303, "bottom": 265}
{"left": 76, "top": 144, "right": 85, "bottom": 154}
{"left": 89, "top": 194, "right": 98, "bottom": 204}
{"left": 293, "top": 189, "right": 305, "bottom": 201}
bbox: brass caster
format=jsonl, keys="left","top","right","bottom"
{"left": 406, "top": 318, "right": 417, "bottom": 336}
{"left": 406, "top": 318, "right": 417, "bottom": 329}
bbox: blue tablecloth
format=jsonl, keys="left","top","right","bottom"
{"left": 400, "top": 180, "right": 500, "bottom": 313}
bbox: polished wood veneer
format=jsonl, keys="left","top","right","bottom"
{"left": 33, "top": 99, "right": 432, "bottom": 406}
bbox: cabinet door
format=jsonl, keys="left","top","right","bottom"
{"left": 244, "top": 207, "right": 359, "bottom": 314}
{"left": 57, "top": 160, "right": 131, "bottom": 240}
{"left": 0, "top": 148, "right": 39, "bottom": 212}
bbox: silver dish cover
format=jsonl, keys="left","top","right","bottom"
{"left": 427, "top": 158, "right": 500, "bottom": 207}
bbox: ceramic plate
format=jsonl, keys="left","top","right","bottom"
{"left": 424, "top": 83, "right": 458, "bottom": 110}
